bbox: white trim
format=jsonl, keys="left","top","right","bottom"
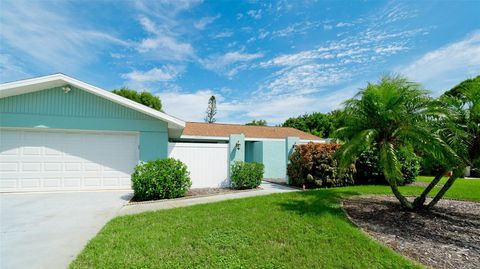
{"left": 179, "top": 134, "right": 326, "bottom": 143}
{"left": 179, "top": 135, "right": 229, "bottom": 141}
{"left": 0, "top": 74, "right": 185, "bottom": 130}
{"left": 0, "top": 126, "right": 139, "bottom": 136}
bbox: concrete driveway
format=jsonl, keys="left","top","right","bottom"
{"left": 0, "top": 190, "right": 132, "bottom": 269}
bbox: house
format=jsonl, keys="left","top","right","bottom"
{"left": 0, "top": 74, "right": 324, "bottom": 192}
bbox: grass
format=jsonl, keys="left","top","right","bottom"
{"left": 70, "top": 177, "right": 480, "bottom": 269}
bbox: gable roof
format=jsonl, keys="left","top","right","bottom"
{"left": 182, "top": 122, "right": 323, "bottom": 141}
{"left": 0, "top": 74, "right": 185, "bottom": 130}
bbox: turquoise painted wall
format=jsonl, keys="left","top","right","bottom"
{"left": 0, "top": 87, "right": 169, "bottom": 161}
{"left": 228, "top": 134, "right": 245, "bottom": 166}
{"left": 261, "top": 141, "right": 287, "bottom": 179}
{"left": 245, "top": 141, "right": 262, "bottom": 163}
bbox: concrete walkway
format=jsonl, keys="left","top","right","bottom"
{"left": 118, "top": 181, "right": 298, "bottom": 216}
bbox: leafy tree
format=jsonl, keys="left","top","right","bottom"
{"left": 205, "top": 95, "right": 217, "bottom": 123}
{"left": 112, "top": 87, "right": 162, "bottom": 111}
{"left": 246, "top": 120, "right": 267, "bottom": 126}
{"left": 282, "top": 111, "right": 342, "bottom": 138}
{"left": 336, "top": 75, "right": 457, "bottom": 211}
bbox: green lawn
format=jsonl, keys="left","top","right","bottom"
{"left": 70, "top": 177, "right": 480, "bottom": 269}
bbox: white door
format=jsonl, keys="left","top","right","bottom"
{"left": 0, "top": 129, "right": 139, "bottom": 192}
{"left": 168, "top": 142, "right": 229, "bottom": 188}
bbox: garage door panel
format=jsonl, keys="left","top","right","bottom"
{"left": 0, "top": 176, "right": 18, "bottom": 188}
{"left": 0, "top": 129, "right": 139, "bottom": 192}
{"left": 21, "top": 162, "right": 42, "bottom": 172}
{"left": 44, "top": 162, "right": 62, "bottom": 172}
{"left": 20, "top": 177, "right": 41, "bottom": 188}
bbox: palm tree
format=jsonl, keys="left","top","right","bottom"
{"left": 424, "top": 77, "right": 479, "bottom": 208}
{"left": 336, "top": 75, "right": 456, "bottom": 210}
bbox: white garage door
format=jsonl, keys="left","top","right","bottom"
{"left": 0, "top": 129, "right": 139, "bottom": 192}
{"left": 168, "top": 142, "right": 229, "bottom": 188}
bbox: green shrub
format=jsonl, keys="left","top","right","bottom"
{"left": 131, "top": 158, "right": 191, "bottom": 201}
{"left": 287, "top": 143, "right": 354, "bottom": 188}
{"left": 355, "top": 147, "right": 421, "bottom": 185}
{"left": 230, "top": 161, "right": 264, "bottom": 189}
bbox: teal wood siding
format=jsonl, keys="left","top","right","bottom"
{"left": 1, "top": 87, "right": 152, "bottom": 120}
{"left": 0, "top": 87, "right": 169, "bottom": 161}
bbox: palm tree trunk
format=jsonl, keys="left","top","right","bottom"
{"left": 389, "top": 183, "right": 414, "bottom": 210}
{"left": 427, "top": 172, "right": 460, "bottom": 209}
{"left": 413, "top": 171, "right": 445, "bottom": 209}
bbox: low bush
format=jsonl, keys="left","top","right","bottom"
{"left": 230, "top": 161, "right": 264, "bottom": 189}
{"left": 131, "top": 158, "right": 191, "bottom": 201}
{"left": 355, "top": 147, "right": 421, "bottom": 185}
{"left": 287, "top": 143, "right": 354, "bottom": 188}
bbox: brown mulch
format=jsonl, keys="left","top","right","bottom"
{"left": 185, "top": 187, "right": 244, "bottom": 197}
{"left": 343, "top": 196, "right": 480, "bottom": 269}
{"left": 129, "top": 187, "right": 257, "bottom": 203}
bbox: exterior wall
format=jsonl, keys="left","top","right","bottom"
{"left": 262, "top": 141, "right": 287, "bottom": 179}
{"left": 228, "top": 134, "right": 245, "bottom": 166}
{"left": 245, "top": 141, "right": 262, "bottom": 163}
{"left": 0, "top": 86, "right": 169, "bottom": 161}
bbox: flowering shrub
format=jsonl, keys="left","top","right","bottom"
{"left": 287, "top": 142, "right": 354, "bottom": 188}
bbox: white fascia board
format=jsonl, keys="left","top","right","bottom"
{"left": 0, "top": 74, "right": 185, "bottom": 129}
{"left": 179, "top": 135, "right": 326, "bottom": 143}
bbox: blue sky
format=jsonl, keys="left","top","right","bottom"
{"left": 1, "top": 0, "right": 479, "bottom": 124}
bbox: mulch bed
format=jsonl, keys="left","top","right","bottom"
{"left": 129, "top": 187, "right": 257, "bottom": 204}
{"left": 343, "top": 196, "right": 480, "bottom": 269}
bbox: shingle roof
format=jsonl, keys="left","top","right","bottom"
{"left": 182, "top": 122, "right": 322, "bottom": 140}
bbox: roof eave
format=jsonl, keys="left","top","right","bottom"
{"left": 0, "top": 74, "right": 186, "bottom": 130}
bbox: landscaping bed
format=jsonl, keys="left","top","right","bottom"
{"left": 343, "top": 196, "right": 480, "bottom": 269}
{"left": 129, "top": 187, "right": 259, "bottom": 204}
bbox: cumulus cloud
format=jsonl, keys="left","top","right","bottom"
{"left": 122, "top": 65, "right": 183, "bottom": 83}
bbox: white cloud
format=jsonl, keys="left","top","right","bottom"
{"left": 336, "top": 22, "right": 354, "bottom": 27}
{"left": 212, "top": 31, "right": 234, "bottom": 38}
{"left": 0, "top": 54, "right": 30, "bottom": 82}
{"left": 247, "top": 9, "right": 262, "bottom": 20}
{"left": 157, "top": 89, "right": 225, "bottom": 121}
{"left": 200, "top": 51, "right": 263, "bottom": 78}
{"left": 134, "top": 0, "right": 203, "bottom": 16}
{"left": 122, "top": 65, "right": 183, "bottom": 83}
{"left": 194, "top": 15, "right": 220, "bottom": 30}
{"left": 323, "top": 25, "right": 333, "bottom": 30}
{"left": 0, "top": 1, "right": 129, "bottom": 72}
{"left": 258, "top": 64, "right": 350, "bottom": 98}
{"left": 400, "top": 31, "right": 480, "bottom": 94}
{"left": 136, "top": 17, "right": 195, "bottom": 61}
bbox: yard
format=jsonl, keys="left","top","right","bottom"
{"left": 70, "top": 177, "right": 479, "bottom": 269}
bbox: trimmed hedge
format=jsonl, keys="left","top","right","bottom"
{"left": 230, "top": 161, "right": 264, "bottom": 189}
{"left": 287, "top": 143, "right": 354, "bottom": 188}
{"left": 131, "top": 158, "right": 191, "bottom": 201}
{"left": 355, "top": 148, "right": 421, "bottom": 185}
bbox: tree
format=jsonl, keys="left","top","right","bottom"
{"left": 112, "top": 87, "right": 162, "bottom": 111}
{"left": 336, "top": 75, "right": 457, "bottom": 211}
{"left": 421, "top": 76, "right": 479, "bottom": 208}
{"left": 205, "top": 95, "right": 217, "bottom": 123}
{"left": 246, "top": 120, "right": 267, "bottom": 126}
{"left": 281, "top": 111, "right": 342, "bottom": 138}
